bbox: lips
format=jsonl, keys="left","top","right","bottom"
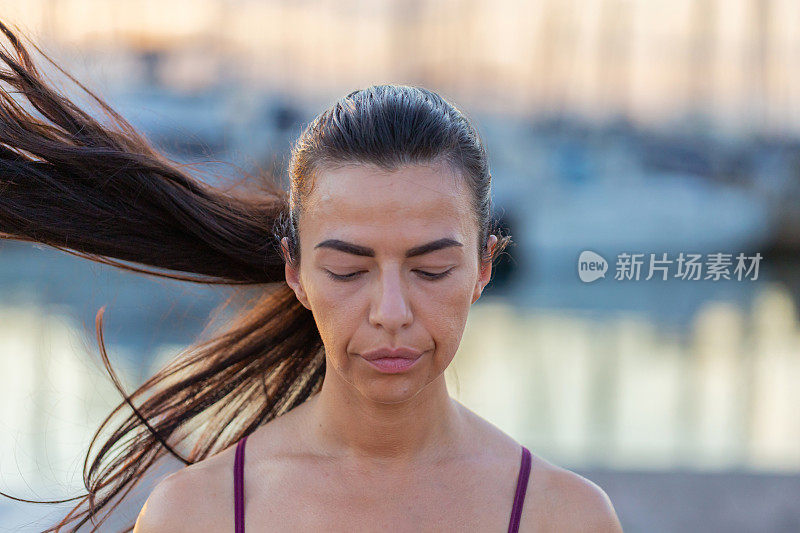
{"left": 359, "top": 347, "right": 425, "bottom": 374}
{"left": 360, "top": 347, "right": 424, "bottom": 360}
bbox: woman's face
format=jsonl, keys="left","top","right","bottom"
{"left": 283, "top": 161, "right": 496, "bottom": 404}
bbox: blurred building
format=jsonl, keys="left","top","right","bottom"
{"left": 1, "top": 0, "right": 800, "bottom": 134}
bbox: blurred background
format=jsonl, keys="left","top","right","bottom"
{"left": 1, "top": 0, "right": 800, "bottom": 531}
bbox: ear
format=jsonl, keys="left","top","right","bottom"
{"left": 282, "top": 237, "right": 311, "bottom": 310}
{"left": 472, "top": 234, "right": 498, "bottom": 304}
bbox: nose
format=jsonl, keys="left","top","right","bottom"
{"left": 368, "top": 266, "right": 413, "bottom": 332}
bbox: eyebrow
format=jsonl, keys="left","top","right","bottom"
{"left": 314, "top": 238, "right": 463, "bottom": 258}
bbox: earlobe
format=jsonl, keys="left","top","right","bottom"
{"left": 472, "top": 270, "right": 489, "bottom": 304}
{"left": 282, "top": 238, "right": 311, "bottom": 310}
{"left": 285, "top": 262, "right": 311, "bottom": 310}
{"left": 472, "top": 235, "right": 498, "bottom": 304}
{"left": 471, "top": 286, "right": 483, "bottom": 304}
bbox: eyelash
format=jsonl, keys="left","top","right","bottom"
{"left": 325, "top": 268, "right": 454, "bottom": 282}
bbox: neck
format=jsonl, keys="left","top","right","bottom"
{"left": 304, "top": 366, "right": 465, "bottom": 463}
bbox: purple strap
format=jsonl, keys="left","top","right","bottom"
{"left": 234, "top": 434, "right": 248, "bottom": 533}
{"left": 507, "top": 445, "right": 532, "bottom": 533}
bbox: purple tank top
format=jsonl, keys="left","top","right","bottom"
{"left": 234, "top": 434, "right": 532, "bottom": 532}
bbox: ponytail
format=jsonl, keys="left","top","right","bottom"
{"left": 0, "top": 20, "right": 323, "bottom": 532}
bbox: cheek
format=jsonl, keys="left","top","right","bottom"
{"left": 413, "top": 276, "right": 475, "bottom": 367}
{"left": 305, "top": 284, "right": 356, "bottom": 347}
{"left": 427, "top": 284, "right": 472, "bottom": 345}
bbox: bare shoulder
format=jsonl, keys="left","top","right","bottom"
{"left": 132, "top": 412, "right": 302, "bottom": 533}
{"left": 453, "top": 402, "right": 623, "bottom": 532}
{"left": 520, "top": 455, "right": 623, "bottom": 532}
{"left": 132, "top": 444, "right": 237, "bottom": 533}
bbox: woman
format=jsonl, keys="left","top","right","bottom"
{"left": 0, "top": 21, "right": 622, "bottom": 532}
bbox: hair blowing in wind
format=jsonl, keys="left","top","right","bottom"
{"left": 0, "top": 20, "right": 510, "bottom": 532}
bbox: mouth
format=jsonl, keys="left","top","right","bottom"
{"left": 359, "top": 347, "right": 426, "bottom": 374}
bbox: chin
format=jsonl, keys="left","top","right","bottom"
{"left": 355, "top": 368, "right": 447, "bottom": 405}
{"left": 352, "top": 362, "right": 431, "bottom": 404}
{"left": 329, "top": 350, "right": 448, "bottom": 404}
{"left": 357, "top": 380, "right": 426, "bottom": 404}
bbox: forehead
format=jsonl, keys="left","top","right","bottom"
{"left": 300, "top": 161, "right": 475, "bottom": 240}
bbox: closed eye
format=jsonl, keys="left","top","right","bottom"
{"left": 325, "top": 270, "right": 364, "bottom": 281}
{"left": 416, "top": 268, "right": 454, "bottom": 280}
{"left": 325, "top": 268, "right": 455, "bottom": 282}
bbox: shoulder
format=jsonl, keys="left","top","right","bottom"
{"left": 133, "top": 444, "right": 237, "bottom": 533}
{"left": 520, "top": 457, "right": 623, "bottom": 533}
{"left": 132, "top": 417, "right": 301, "bottom": 533}
{"left": 451, "top": 401, "right": 622, "bottom": 531}
{"left": 132, "top": 404, "right": 313, "bottom": 532}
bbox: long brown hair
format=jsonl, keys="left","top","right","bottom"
{"left": 0, "top": 20, "right": 511, "bottom": 532}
